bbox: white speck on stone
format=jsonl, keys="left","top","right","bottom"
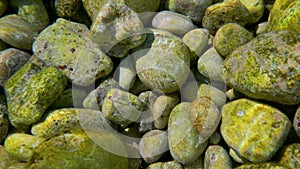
{"left": 237, "top": 110, "right": 244, "bottom": 117}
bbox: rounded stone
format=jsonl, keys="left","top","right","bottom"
{"left": 229, "top": 148, "right": 246, "bottom": 163}
{"left": 221, "top": 98, "right": 291, "bottom": 162}
{"left": 147, "top": 161, "right": 182, "bottom": 169}
{"left": 234, "top": 163, "right": 287, "bottom": 169}
{"left": 183, "top": 157, "right": 204, "bottom": 169}
{"left": 0, "top": 0, "right": 7, "bottom": 16}
{"left": 118, "top": 57, "right": 136, "bottom": 90}
{"left": 189, "top": 97, "right": 221, "bottom": 142}
{"left": 197, "top": 84, "right": 227, "bottom": 107}
{"left": 198, "top": 47, "right": 224, "bottom": 81}
{"left": 4, "top": 133, "right": 45, "bottom": 162}
{"left": 222, "top": 31, "right": 300, "bottom": 105}
{"left": 213, "top": 23, "right": 253, "bottom": 57}
{"left": 152, "top": 11, "right": 195, "bottom": 36}
{"left": 0, "top": 48, "right": 31, "bottom": 86}
{"left": 0, "top": 14, "right": 34, "bottom": 50}
{"left": 278, "top": 143, "right": 300, "bottom": 169}
{"left": 139, "top": 130, "right": 168, "bottom": 163}
{"left": 267, "top": 0, "right": 300, "bottom": 35}
{"left": 0, "top": 145, "right": 19, "bottom": 168}
{"left": 0, "top": 103, "right": 9, "bottom": 143}
{"left": 294, "top": 106, "right": 300, "bottom": 137}
{"left": 204, "top": 145, "right": 232, "bottom": 169}
{"left": 168, "top": 102, "right": 208, "bottom": 164}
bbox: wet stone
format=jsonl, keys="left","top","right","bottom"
{"left": 279, "top": 143, "right": 300, "bottom": 169}
{"left": 0, "top": 14, "right": 34, "bottom": 50}
{"left": 4, "top": 57, "right": 67, "bottom": 127}
{"left": 294, "top": 106, "right": 300, "bottom": 137}
{"left": 139, "top": 130, "right": 168, "bottom": 163}
{"left": 221, "top": 98, "right": 291, "bottom": 162}
{"left": 147, "top": 161, "right": 183, "bottom": 169}
{"left": 204, "top": 145, "right": 232, "bottom": 169}
{"left": 4, "top": 133, "right": 45, "bottom": 162}
{"left": 33, "top": 18, "right": 113, "bottom": 86}
{"left": 197, "top": 84, "right": 226, "bottom": 107}
{"left": 152, "top": 11, "right": 195, "bottom": 36}
{"left": 0, "top": 48, "right": 31, "bottom": 86}
{"left": 168, "top": 102, "right": 208, "bottom": 164}
{"left": 213, "top": 23, "right": 253, "bottom": 57}
{"left": 222, "top": 31, "right": 300, "bottom": 105}
{"left": 0, "top": 0, "right": 7, "bottom": 16}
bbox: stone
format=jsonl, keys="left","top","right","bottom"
{"left": 4, "top": 133, "right": 45, "bottom": 162}
{"left": 183, "top": 157, "right": 204, "bottom": 169}
{"left": 204, "top": 145, "right": 232, "bottom": 169}
{"left": 209, "top": 131, "right": 222, "bottom": 145}
{"left": 229, "top": 148, "right": 246, "bottom": 163}
{"left": 181, "top": 81, "right": 200, "bottom": 102}
{"left": 147, "top": 161, "right": 183, "bottom": 169}
{"left": 0, "top": 0, "right": 7, "bottom": 16}
{"left": 4, "top": 56, "right": 67, "bottom": 127}
{"left": 134, "top": 29, "right": 190, "bottom": 93}
{"left": 0, "top": 14, "right": 34, "bottom": 50}
{"left": 0, "top": 145, "right": 19, "bottom": 169}
{"left": 139, "top": 130, "right": 168, "bottom": 163}
{"left": 7, "top": 162, "right": 27, "bottom": 169}
{"left": 0, "top": 48, "right": 31, "bottom": 86}
{"left": 198, "top": 47, "right": 224, "bottom": 81}
{"left": 221, "top": 98, "right": 291, "bottom": 162}
{"left": 234, "top": 163, "right": 287, "bottom": 169}
{"left": 256, "top": 22, "right": 268, "bottom": 35}
{"left": 279, "top": 143, "right": 300, "bottom": 169}
{"left": 48, "top": 88, "right": 74, "bottom": 110}
{"left": 0, "top": 103, "right": 9, "bottom": 143}
{"left": 27, "top": 129, "right": 129, "bottom": 169}
{"left": 267, "top": 0, "right": 300, "bottom": 35}
{"left": 213, "top": 23, "right": 253, "bottom": 57}
{"left": 294, "top": 106, "right": 300, "bottom": 137}
{"left": 197, "top": 84, "right": 226, "bottom": 107}
{"left": 118, "top": 57, "right": 136, "bottom": 90}
{"left": 152, "top": 11, "right": 195, "bottom": 36}
{"left": 222, "top": 31, "right": 300, "bottom": 105}
{"left": 168, "top": 102, "right": 208, "bottom": 164}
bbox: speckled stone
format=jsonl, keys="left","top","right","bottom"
{"left": 152, "top": 11, "right": 195, "bottom": 36}
{"left": 222, "top": 31, "right": 300, "bottom": 105}
{"left": 0, "top": 48, "right": 31, "bottom": 86}
{"left": 147, "top": 161, "right": 183, "bottom": 169}
{"left": 4, "top": 57, "right": 67, "bottom": 127}
{"left": 234, "top": 163, "right": 287, "bottom": 169}
{"left": 204, "top": 145, "right": 232, "bottom": 169}
{"left": 27, "top": 129, "right": 129, "bottom": 169}
{"left": 197, "top": 84, "right": 226, "bottom": 107}
{"left": 33, "top": 18, "right": 113, "bottom": 86}
{"left": 102, "top": 88, "right": 144, "bottom": 128}
{"left": 166, "top": 0, "right": 212, "bottom": 24}
{"left": 221, "top": 98, "right": 291, "bottom": 162}
{"left": 0, "top": 103, "right": 9, "bottom": 143}
{"left": 294, "top": 106, "right": 300, "bottom": 137}
{"left": 134, "top": 29, "right": 190, "bottom": 93}
{"left": 267, "top": 0, "right": 300, "bottom": 35}
{"left": 0, "top": 14, "right": 34, "bottom": 50}
{"left": 0, "top": 0, "right": 7, "bottom": 16}
{"left": 31, "top": 108, "right": 111, "bottom": 139}
{"left": 139, "top": 130, "right": 168, "bottom": 163}
{"left": 168, "top": 102, "right": 208, "bottom": 164}
{"left": 4, "top": 133, "right": 45, "bottom": 162}
{"left": 213, "top": 23, "right": 253, "bottom": 57}
{"left": 153, "top": 94, "right": 179, "bottom": 129}
{"left": 18, "top": 0, "right": 49, "bottom": 35}
{"left": 198, "top": 47, "right": 224, "bottom": 81}
{"left": 279, "top": 143, "right": 300, "bottom": 169}
{"left": 0, "top": 145, "right": 19, "bottom": 169}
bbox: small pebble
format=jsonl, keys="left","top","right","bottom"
{"left": 293, "top": 106, "right": 300, "bottom": 137}
{"left": 147, "top": 161, "right": 183, "bottom": 169}
{"left": 204, "top": 145, "right": 232, "bottom": 169}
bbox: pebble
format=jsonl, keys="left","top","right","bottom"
{"left": 208, "top": 131, "right": 222, "bottom": 145}
{"left": 278, "top": 143, "right": 300, "bottom": 169}
{"left": 294, "top": 106, "right": 300, "bottom": 137}
{"left": 147, "top": 161, "right": 183, "bottom": 169}
{"left": 234, "top": 163, "right": 287, "bottom": 169}
{"left": 197, "top": 84, "right": 226, "bottom": 107}
{"left": 222, "top": 31, "right": 300, "bottom": 105}
{"left": 118, "top": 57, "right": 136, "bottom": 90}
{"left": 0, "top": 48, "right": 31, "bottom": 86}
{"left": 221, "top": 98, "right": 291, "bottom": 162}
{"left": 0, "top": 0, "right": 7, "bottom": 16}
{"left": 168, "top": 102, "right": 208, "bottom": 164}
{"left": 183, "top": 157, "right": 204, "bottom": 169}
{"left": 139, "top": 130, "right": 168, "bottom": 163}
{"left": 213, "top": 23, "right": 253, "bottom": 57}
{"left": 204, "top": 145, "right": 232, "bottom": 169}
{"left": 152, "top": 11, "right": 195, "bottom": 36}
{"left": 256, "top": 22, "right": 269, "bottom": 35}
{"left": 4, "top": 56, "right": 67, "bottom": 127}
{"left": 0, "top": 14, "right": 34, "bottom": 50}
{"left": 4, "top": 133, "right": 45, "bottom": 162}
{"left": 181, "top": 81, "right": 200, "bottom": 102}
{"left": 229, "top": 148, "right": 246, "bottom": 163}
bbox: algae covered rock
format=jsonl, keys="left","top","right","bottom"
{"left": 222, "top": 31, "right": 300, "bottom": 105}
{"left": 204, "top": 145, "right": 232, "bottom": 169}
{"left": 267, "top": 0, "right": 300, "bottom": 35}
{"left": 0, "top": 0, "right": 7, "bottom": 16}
{"left": 4, "top": 57, "right": 67, "bottom": 127}
{"left": 0, "top": 145, "right": 19, "bottom": 169}
{"left": 147, "top": 161, "right": 182, "bottom": 169}
{"left": 33, "top": 18, "right": 113, "bottom": 86}
{"left": 213, "top": 23, "right": 253, "bottom": 57}
{"left": 234, "top": 163, "right": 287, "bottom": 169}
{"left": 221, "top": 98, "right": 291, "bottom": 162}
{"left": 28, "top": 129, "right": 129, "bottom": 169}
{"left": 279, "top": 143, "right": 300, "bottom": 169}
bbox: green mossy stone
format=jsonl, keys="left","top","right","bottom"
{"left": 222, "top": 31, "right": 300, "bottom": 105}
{"left": 267, "top": 0, "right": 300, "bottom": 35}
{"left": 204, "top": 145, "right": 232, "bottom": 169}
{"left": 0, "top": 0, "right": 7, "bottom": 16}
{"left": 0, "top": 103, "right": 9, "bottom": 143}
{"left": 18, "top": 0, "right": 49, "bottom": 35}
{"left": 48, "top": 88, "right": 74, "bottom": 110}
{"left": 147, "top": 161, "right": 183, "bottom": 169}
{"left": 28, "top": 129, "right": 129, "bottom": 169}
{"left": 5, "top": 57, "right": 67, "bottom": 127}
{"left": 168, "top": 102, "right": 208, "bottom": 164}
{"left": 134, "top": 29, "right": 190, "bottom": 93}
{"left": 152, "top": 11, "right": 195, "bottom": 36}
{"left": 213, "top": 23, "right": 253, "bottom": 57}
{"left": 183, "top": 157, "right": 204, "bottom": 169}
{"left": 229, "top": 148, "right": 246, "bottom": 163}
{"left": 279, "top": 143, "right": 300, "bottom": 169}
{"left": 0, "top": 14, "right": 34, "bottom": 50}
{"left": 0, "top": 48, "right": 31, "bottom": 86}
{"left": 7, "top": 162, "right": 27, "bottom": 169}
{"left": 4, "top": 133, "right": 45, "bottom": 162}
{"left": 294, "top": 106, "right": 300, "bottom": 137}
{"left": 234, "top": 163, "right": 287, "bottom": 169}
{"left": 221, "top": 98, "right": 291, "bottom": 162}
{"left": 0, "top": 145, "right": 19, "bottom": 168}
{"left": 197, "top": 84, "right": 226, "bottom": 107}
{"left": 33, "top": 18, "right": 113, "bottom": 86}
